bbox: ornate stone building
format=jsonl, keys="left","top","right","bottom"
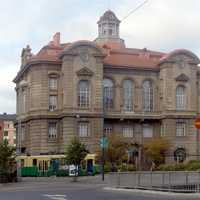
{"left": 14, "top": 10, "right": 200, "bottom": 165}
{"left": 0, "top": 113, "right": 16, "bottom": 146}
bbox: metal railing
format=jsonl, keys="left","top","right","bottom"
{"left": 108, "top": 171, "right": 200, "bottom": 193}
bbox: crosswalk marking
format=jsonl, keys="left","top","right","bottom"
{"left": 43, "top": 194, "right": 67, "bottom": 200}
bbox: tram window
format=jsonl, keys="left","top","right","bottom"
{"left": 45, "top": 161, "right": 48, "bottom": 171}
{"left": 33, "top": 159, "right": 37, "bottom": 166}
{"left": 21, "top": 147, "right": 26, "bottom": 153}
{"left": 60, "top": 158, "right": 66, "bottom": 165}
{"left": 21, "top": 159, "right": 24, "bottom": 168}
{"left": 39, "top": 161, "right": 42, "bottom": 171}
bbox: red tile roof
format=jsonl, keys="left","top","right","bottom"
{"left": 30, "top": 40, "right": 165, "bottom": 70}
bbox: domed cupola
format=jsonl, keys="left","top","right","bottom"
{"left": 95, "top": 10, "right": 125, "bottom": 48}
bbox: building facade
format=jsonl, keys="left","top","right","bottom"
{"left": 0, "top": 113, "right": 16, "bottom": 146}
{"left": 14, "top": 10, "right": 200, "bottom": 165}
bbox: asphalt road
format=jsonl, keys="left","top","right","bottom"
{"left": 0, "top": 176, "right": 199, "bottom": 200}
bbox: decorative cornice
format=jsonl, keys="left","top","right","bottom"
{"left": 175, "top": 73, "right": 189, "bottom": 82}
{"left": 76, "top": 67, "right": 94, "bottom": 77}
{"left": 13, "top": 60, "right": 61, "bottom": 83}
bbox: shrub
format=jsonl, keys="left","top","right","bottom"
{"left": 174, "top": 163, "right": 187, "bottom": 171}
{"left": 119, "top": 164, "right": 136, "bottom": 172}
{"left": 127, "top": 164, "right": 136, "bottom": 171}
{"left": 157, "top": 164, "right": 176, "bottom": 171}
{"left": 104, "top": 162, "right": 112, "bottom": 173}
{"left": 185, "top": 162, "right": 200, "bottom": 171}
{"left": 157, "top": 160, "right": 200, "bottom": 171}
{"left": 187, "top": 160, "right": 200, "bottom": 165}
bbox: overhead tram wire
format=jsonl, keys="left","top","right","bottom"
{"left": 121, "top": 0, "right": 148, "bottom": 22}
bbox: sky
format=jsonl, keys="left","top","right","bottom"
{"left": 0, "top": 0, "right": 200, "bottom": 114}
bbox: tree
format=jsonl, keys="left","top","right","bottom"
{"left": 65, "top": 137, "right": 88, "bottom": 180}
{"left": 96, "top": 134, "right": 128, "bottom": 171}
{"left": 0, "top": 139, "right": 16, "bottom": 182}
{"left": 144, "top": 138, "right": 169, "bottom": 169}
{"left": 106, "top": 134, "right": 127, "bottom": 166}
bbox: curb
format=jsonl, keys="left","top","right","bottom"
{"left": 104, "top": 187, "right": 200, "bottom": 197}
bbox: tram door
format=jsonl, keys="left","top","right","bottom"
{"left": 51, "top": 159, "right": 59, "bottom": 173}
{"left": 38, "top": 160, "right": 49, "bottom": 176}
{"left": 87, "top": 159, "right": 93, "bottom": 175}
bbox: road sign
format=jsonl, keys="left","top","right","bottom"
{"left": 100, "top": 137, "right": 108, "bottom": 149}
{"left": 195, "top": 118, "right": 200, "bottom": 129}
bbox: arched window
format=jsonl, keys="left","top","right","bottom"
{"left": 143, "top": 80, "right": 153, "bottom": 112}
{"left": 176, "top": 85, "right": 185, "bottom": 110}
{"left": 78, "top": 80, "right": 89, "bottom": 108}
{"left": 174, "top": 148, "right": 186, "bottom": 163}
{"left": 103, "top": 78, "right": 114, "bottom": 109}
{"left": 123, "top": 80, "right": 133, "bottom": 111}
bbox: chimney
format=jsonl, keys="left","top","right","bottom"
{"left": 53, "top": 32, "right": 60, "bottom": 46}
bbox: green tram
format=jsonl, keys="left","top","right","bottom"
{"left": 17, "top": 154, "right": 99, "bottom": 177}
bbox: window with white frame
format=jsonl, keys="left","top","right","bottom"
{"left": 176, "top": 122, "right": 186, "bottom": 136}
{"left": 123, "top": 126, "right": 133, "bottom": 138}
{"left": 78, "top": 80, "right": 90, "bottom": 108}
{"left": 49, "top": 95, "right": 57, "bottom": 111}
{"left": 78, "top": 122, "right": 89, "bottom": 137}
{"left": 143, "top": 124, "right": 153, "bottom": 138}
{"left": 103, "top": 78, "right": 114, "bottom": 109}
{"left": 143, "top": 80, "right": 153, "bottom": 112}
{"left": 49, "top": 77, "right": 58, "bottom": 90}
{"left": 48, "top": 122, "right": 57, "bottom": 139}
{"left": 123, "top": 80, "right": 133, "bottom": 112}
{"left": 104, "top": 124, "right": 112, "bottom": 135}
{"left": 176, "top": 85, "right": 185, "bottom": 110}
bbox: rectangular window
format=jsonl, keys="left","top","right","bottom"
{"left": 49, "top": 95, "right": 57, "bottom": 111}
{"left": 123, "top": 126, "right": 133, "bottom": 138}
{"left": 104, "top": 87, "right": 113, "bottom": 109}
{"left": 78, "top": 81, "right": 89, "bottom": 108}
{"left": 4, "top": 131, "right": 8, "bottom": 136}
{"left": 78, "top": 122, "right": 89, "bottom": 137}
{"left": 49, "top": 78, "right": 58, "bottom": 90}
{"left": 176, "top": 86, "right": 185, "bottom": 110}
{"left": 104, "top": 124, "right": 112, "bottom": 135}
{"left": 48, "top": 122, "right": 57, "bottom": 139}
{"left": 143, "top": 124, "right": 153, "bottom": 138}
{"left": 176, "top": 122, "right": 186, "bottom": 136}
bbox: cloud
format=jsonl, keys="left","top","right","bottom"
{"left": 0, "top": 0, "right": 199, "bottom": 113}
{"left": 117, "top": 0, "right": 200, "bottom": 53}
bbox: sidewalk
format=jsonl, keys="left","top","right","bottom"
{"left": 21, "top": 174, "right": 109, "bottom": 184}
{"left": 104, "top": 187, "right": 200, "bottom": 198}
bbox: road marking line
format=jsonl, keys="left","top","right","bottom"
{"left": 43, "top": 194, "right": 67, "bottom": 200}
